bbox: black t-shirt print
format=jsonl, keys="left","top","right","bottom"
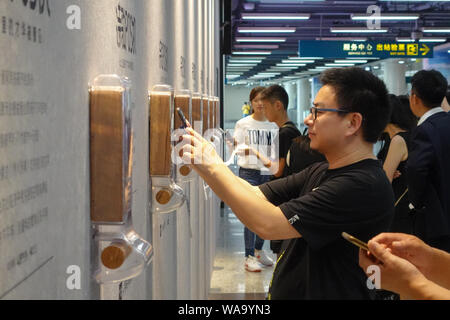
{"left": 259, "top": 159, "right": 394, "bottom": 299}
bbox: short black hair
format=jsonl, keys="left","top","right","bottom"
{"left": 260, "top": 85, "right": 289, "bottom": 110}
{"left": 320, "top": 67, "right": 390, "bottom": 143}
{"left": 388, "top": 94, "right": 417, "bottom": 131}
{"left": 446, "top": 85, "right": 450, "bottom": 103}
{"left": 411, "top": 69, "right": 448, "bottom": 108}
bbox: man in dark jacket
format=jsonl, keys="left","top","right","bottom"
{"left": 407, "top": 70, "right": 450, "bottom": 252}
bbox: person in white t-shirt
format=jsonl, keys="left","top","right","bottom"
{"left": 232, "top": 86, "right": 278, "bottom": 272}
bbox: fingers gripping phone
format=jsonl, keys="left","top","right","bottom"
{"left": 176, "top": 108, "right": 190, "bottom": 129}
{"left": 342, "top": 232, "right": 369, "bottom": 252}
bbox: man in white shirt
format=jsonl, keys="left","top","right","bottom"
{"left": 407, "top": 69, "right": 450, "bottom": 252}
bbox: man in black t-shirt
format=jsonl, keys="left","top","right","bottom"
{"left": 258, "top": 85, "right": 301, "bottom": 179}
{"left": 178, "top": 67, "right": 394, "bottom": 299}
{"left": 257, "top": 85, "right": 302, "bottom": 255}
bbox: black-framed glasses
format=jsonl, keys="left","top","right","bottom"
{"left": 309, "top": 106, "right": 350, "bottom": 120}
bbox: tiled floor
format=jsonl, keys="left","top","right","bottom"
{"left": 208, "top": 205, "right": 276, "bottom": 300}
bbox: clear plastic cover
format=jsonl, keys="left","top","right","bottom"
{"left": 92, "top": 224, "right": 153, "bottom": 284}
{"left": 191, "top": 92, "right": 203, "bottom": 134}
{"left": 149, "top": 84, "right": 185, "bottom": 213}
{"left": 89, "top": 75, "right": 153, "bottom": 284}
{"left": 174, "top": 89, "right": 195, "bottom": 183}
{"left": 201, "top": 94, "right": 209, "bottom": 135}
{"left": 89, "top": 74, "right": 132, "bottom": 225}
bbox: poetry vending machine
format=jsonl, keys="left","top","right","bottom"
{"left": 149, "top": 85, "right": 185, "bottom": 214}
{"left": 89, "top": 75, "right": 153, "bottom": 285}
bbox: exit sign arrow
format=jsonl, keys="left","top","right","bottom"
{"left": 420, "top": 44, "right": 430, "bottom": 56}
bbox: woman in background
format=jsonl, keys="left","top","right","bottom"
{"left": 383, "top": 94, "right": 417, "bottom": 234}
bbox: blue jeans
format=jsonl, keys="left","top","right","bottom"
{"left": 239, "top": 167, "right": 271, "bottom": 257}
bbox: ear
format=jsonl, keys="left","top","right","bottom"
{"left": 345, "top": 112, "right": 364, "bottom": 137}
{"left": 275, "top": 100, "right": 284, "bottom": 111}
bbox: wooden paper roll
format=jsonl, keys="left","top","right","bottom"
{"left": 149, "top": 92, "right": 173, "bottom": 176}
{"left": 174, "top": 94, "right": 190, "bottom": 129}
{"left": 179, "top": 165, "right": 192, "bottom": 176}
{"left": 89, "top": 88, "right": 125, "bottom": 223}
{"left": 209, "top": 98, "right": 214, "bottom": 130}
{"left": 202, "top": 96, "right": 209, "bottom": 134}
{"left": 192, "top": 96, "right": 202, "bottom": 130}
{"left": 215, "top": 99, "right": 220, "bottom": 128}
{"left": 155, "top": 188, "right": 173, "bottom": 205}
{"left": 101, "top": 241, "right": 132, "bottom": 269}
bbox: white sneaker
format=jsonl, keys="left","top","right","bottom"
{"left": 255, "top": 249, "right": 273, "bottom": 267}
{"left": 245, "top": 256, "right": 262, "bottom": 272}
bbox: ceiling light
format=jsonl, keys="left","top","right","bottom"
{"left": 351, "top": 13, "right": 419, "bottom": 21}
{"left": 316, "top": 37, "right": 367, "bottom": 41}
{"left": 289, "top": 56, "right": 324, "bottom": 60}
{"left": 330, "top": 27, "right": 388, "bottom": 33}
{"left": 419, "top": 38, "right": 447, "bottom": 42}
{"left": 281, "top": 60, "right": 315, "bottom": 63}
{"left": 269, "top": 67, "right": 299, "bottom": 70}
{"left": 230, "top": 56, "right": 267, "bottom": 60}
{"left": 234, "top": 44, "right": 279, "bottom": 49}
{"left": 236, "top": 37, "right": 287, "bottom": 42}
{"left": 238, "top": 27, "right": 296, "bottom": 33}
{"left": 422, "top": 27, "right": 450, "bottom": 33}
{"left": 226, "top": 75, "right": 241, "bottom": 79}
{"left": 325, "top": 63, "right": 355, "bottom": 67}
{"left": 380, "top": 0, "right": 450, "bottom": 1}
{"left": 258, "top": 72, "right": 281, "bottom": 75}
{"left": 277, "top": 63, "right": 307, "bottom": 67}
{"left": 227, "top": 64, "right": 258, "bottom": 67}
{"left": 348, "top": 57, "right": 379, "bottom": 60}
{"left": 396, "top": 37, "right": 416, "bottom": 42}
{"left": 335, "top": 60, "right": 367, "bottom": 63}
{"left": 242, "top": 13, "right": 310, "bottom": 20}
{"left": 232, "top": 51, "right": 272, "bottom": 55}
{"left": 398, "top": 61, "right": 405, "bottom": 64}
{"left": 228, "top": 59, "right": 262, "bottom": 63}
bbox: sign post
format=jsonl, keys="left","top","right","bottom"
{"left": 299, "top": 40, "right": 434, "bottom": 59}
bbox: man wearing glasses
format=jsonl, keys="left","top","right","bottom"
{"left": 178, "top": 67, "right": 394, "bottom": 299}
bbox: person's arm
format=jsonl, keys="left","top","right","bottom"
{"left": 179, "top": 127, "right": 301, "bottom": 240}
{"left": 238, "top": 146, "right": 283, "bottom": 176}
{"left": 383, "top": 135, "right": 408, "bottom": 183}
{"left": 359, "top": 240, "right": 450, "bottom": 300}
{"left": 371, "top": 233, "right": 450, "bottom": 289}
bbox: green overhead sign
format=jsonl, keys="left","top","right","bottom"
{"left": 299, "top": 40, "right": 434, "bottom": 59}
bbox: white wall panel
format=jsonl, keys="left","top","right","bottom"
{"left": 0, "top": 0, "right": 221, "bottom": 300}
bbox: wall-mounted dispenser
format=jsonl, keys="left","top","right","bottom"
{"left": 149, "top": 84, "right": 185, "bottom": 213}
{"left": 89, "top": 74, "right": 153, "bottom": 284}
{"left": 212, "top": 97, "right": 224, "bottom": 159}
{"left": 201, "top": 94, "right": 209, "bottom": 135}
{"left": 174, "top": 90, "right": 195, "bottom": 183}
{"left": 191, "top": 92, "right": 203, "bottom": 135}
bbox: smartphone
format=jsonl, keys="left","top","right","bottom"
{"left": 342, "top": 232, "right": 369, "bottom": 251}
{"left": 176, "top": 107, "right": 190, "bottom": 128}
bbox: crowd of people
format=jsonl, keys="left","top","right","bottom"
{"left": 177, "top": 67, "right": 450, "bottom": 300}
